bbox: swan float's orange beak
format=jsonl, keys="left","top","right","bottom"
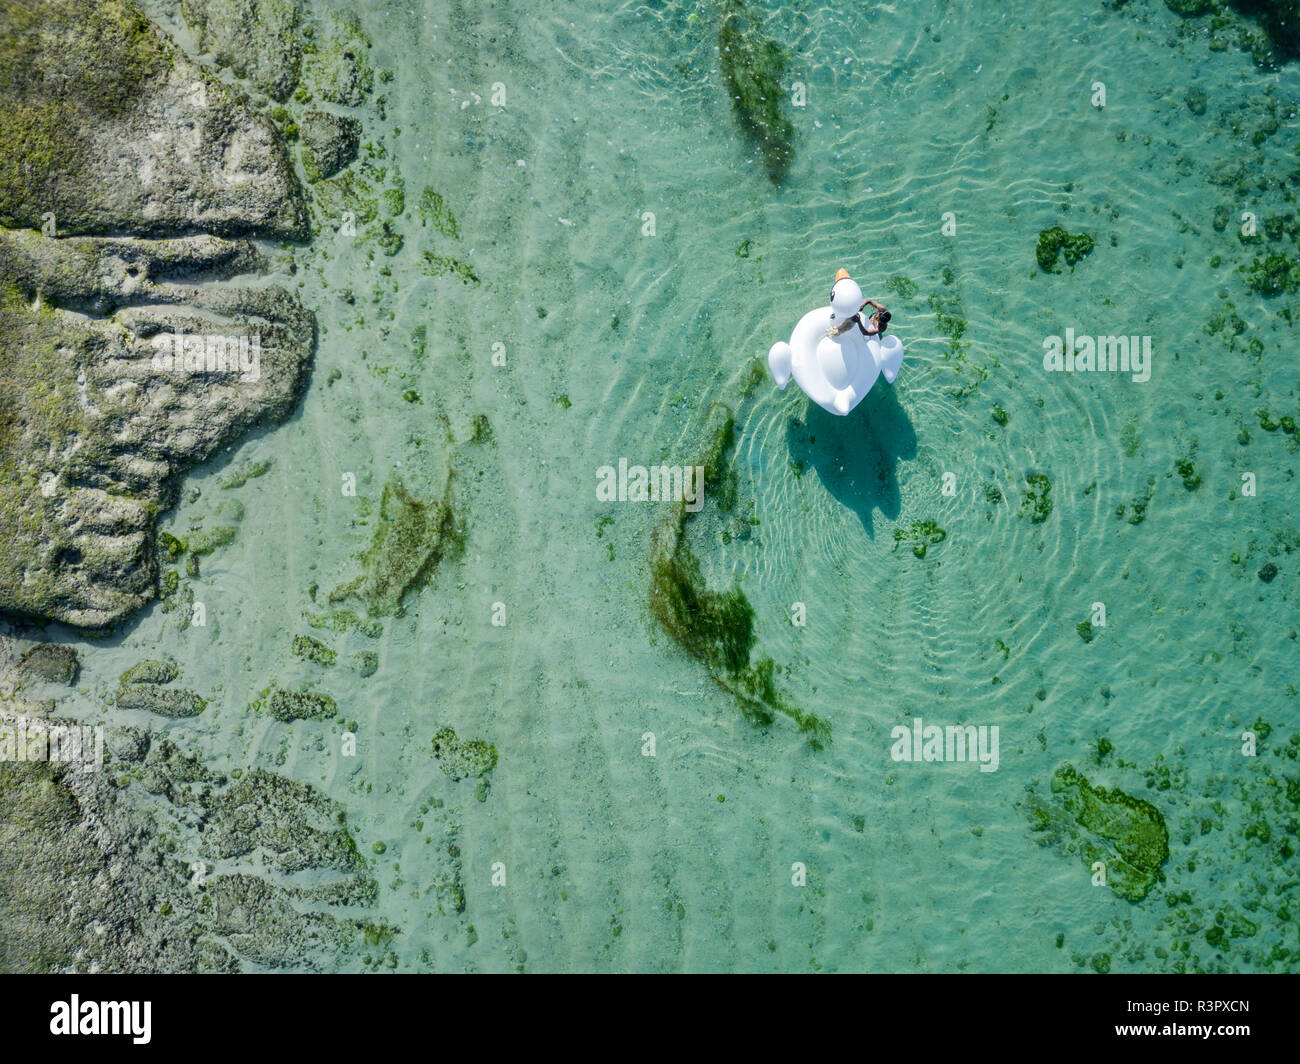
{"left": 834, "top": 267, "right": 851, "bottom": 282}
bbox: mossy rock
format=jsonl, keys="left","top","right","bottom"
{"left": 116, "top": 684, "right": 206, "bottom": 717}
{"left": 188, "top": 526, "right": 238, "bottom": 556}
{"left": 350, "top": 650, "right": 378, "bottom": 677}
{"left": 1165, "top": 1, "right": 1300, "bottom": 66}
{"left": 299, "top": 109, "right": 361, "bottom": 182}
{"left": 301, "top": 11, "right": 373, "bottom": 107}
{"left": 218, "top": 460, "right": 272, "bottom": 490}
{"left": 266, "top": 688, "right": 336, "bottom": 722}
{"left": 181, "top": 0, "right": 304, "bottom": 102}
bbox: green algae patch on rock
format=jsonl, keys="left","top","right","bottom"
{"left": 1165, "top": 1, "right": 1300, "bottom": 67}
{"left": 291, "top": 634, "right": 336, "bottom": 666}
{"left": 267, "top": 688, "right": 337, "bottom": 722}
{"left": 201, "top": 767, "right": 365, "bottom": 873}
{"left": 301, "top": 11, "right": 373, "bottom": 107}
{"left": 1036, "top": 227, "right": 1095, "bottom": 273}
{"left": 305, "top": 609, "right": 382, "bottom": 639}
{"left": 717, "top": 0, "right": 796, "bottom": 184}
{"left": 187, "top": 526, "right": 238, "bottom": 557}
{"left": 119, "top": 659, "right": 179, "bottom": 686}
{"left": 1027, "top": 764, "right": 1169, "bottom": 901}
{"left": 432, "top": 727, "right": 497, "bottom": 781}
{"left": 350, "top": 650, "right": 378, "bottom": 677}
{"left": 329, "top": 475, "right": 460, "bottom": 617}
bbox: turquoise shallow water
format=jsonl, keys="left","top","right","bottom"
{"left": 51, "top": 0, "right": 1300, "bottom": 970}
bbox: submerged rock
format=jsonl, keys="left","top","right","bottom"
{"left": 299, "top": 110, "right": 361, "bottom": 182}
{"left": 181, "top": 0, "right": 304, "bottom": 102}
{"left": 115, "top": 684, "right": 206, "bottom": 717}
{"left": 119, "top": 660, "right": 180, "bottom": 686}
{"left": 267, "top": 688, "right": 336, "bottom": 721}
{"left": 291, "top": 634, "right": 337, "bottom": 666}
{"left": 16, "top": 644, "right": 79, "bottom": 686}
{"left": 1165, "top": 1, "right": 1300, "bottom": 67}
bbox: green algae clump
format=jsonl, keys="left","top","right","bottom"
{"left": 1029, "top": 764, "right": 1169, "bottom": 902}
{"left": 418, "top": 187, "right": 460, "bottom": 239}
{"left": 330, "top": 475, "right": 460, "bottom": 617}
{"left": 218, "top": 460, "right": 272, "bottom": 490}
{"left": 649, "top": 403, "right": 828, "bottom": 744}
{"left": 893, "top": 520, "right": 947, "bottom": 559}
{"left": 291, "top": 634, "right": 337, "bottom": 666}
{"left": 431, "top": 727, "right": 497, "bottom": 781}
{"left": 267, "top": 688, "right": 337, "bottom": 722}
{"left": 420, "top": 253, "right": 480, "bottom": 286}
{"left": 652, "top": 546, "right": 755, "bottom": 676}
{"left": 1036, "top": 227, "right": 1095, "bottom": 273}
{"left": 1241, "top": 252, "right": 1300, "bottom": 295}
{"left": 718, "top": 0, "right": 795, "bottom": 184}
{"left": 1020, "top": 473, "right": 1054, "bottom": 523}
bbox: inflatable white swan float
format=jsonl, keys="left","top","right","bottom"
{"left": 768, "top": 270, "right": 905, "bottom": 415}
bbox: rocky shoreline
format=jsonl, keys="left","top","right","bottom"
{"left": 0, "top": 0, "right": 378, "bottom": 971}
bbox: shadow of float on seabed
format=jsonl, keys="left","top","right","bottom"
{"left": 785, "top": 383, "right": 917, "bottom": 537}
